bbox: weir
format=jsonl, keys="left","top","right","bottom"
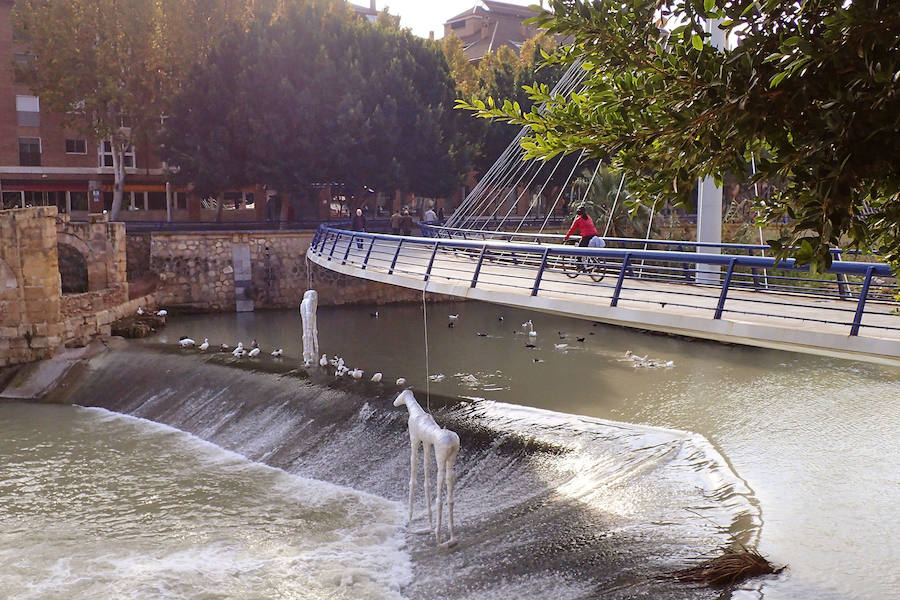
{"left": 47, "top": 344, "right": 755, "bottom": 600}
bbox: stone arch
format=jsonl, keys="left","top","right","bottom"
{"left": 56, "top": 231, "right": 107, "bottom": 291}
{"left": 57, "top": 243, "right": 89, "bottom": 294}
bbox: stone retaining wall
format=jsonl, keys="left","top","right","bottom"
{"left": 149, "top": 231, "right": 449, "bottom": 311}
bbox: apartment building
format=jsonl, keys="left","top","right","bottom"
{"left": 443, "top": 0, "right": 540, "bottom": 62}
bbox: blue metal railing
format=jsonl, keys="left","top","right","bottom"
{"left": 309, "top": 224, "right": 898, "bottom": 340}
{"left": 418, "top": 223, "right": 893, "bottom": 302}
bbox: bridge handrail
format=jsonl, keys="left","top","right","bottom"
{"left": 317, "top": 224, "right": 892, "bottom": 278}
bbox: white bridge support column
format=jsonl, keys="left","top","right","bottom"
{"left": 696, "top": 176, "right": 723, "bottom": 284}
{"left": 696, "top": 18, "right": 727, "bottom": 285}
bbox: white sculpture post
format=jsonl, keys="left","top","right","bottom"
{"left": 393, "top": 390, "right": 460, "bottom": 546}
{"left": 300, "top": 290, "right": 319, "bottom": 366}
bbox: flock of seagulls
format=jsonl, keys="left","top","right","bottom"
{"left": 318, "top": 353, "right": 398, "bottom": 384}
{"left": 445, "top": 312, "right": 676, "bottom": 370}
{"left": 137, "top": 307, "right": 168, "bottom": 317}
{"left": 622, "top": 350, "right": 674, "bottom": 368}
{"left": 176, "top": 335, "right": 284, "bottom": 358}
{"left": 172, "top": 307, "right": 675, "bottom": 389}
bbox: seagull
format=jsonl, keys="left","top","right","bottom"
{"left": 232, "top": 343, "right": 245, "bottom": 357}
{"left": 178, "top": 337, "right": 196, "bottom": 348}
{"left": 476, "top": 332, "right": 488, "bottom": 337}
{"left": 136, "top": 307, "right": 144, "bottom": 315}
{"left": 529, "top": 330, "right": 537, "bottom": 338}
{"left": 448, "top": 314, "right": 459, "bottom": 322}
{"left": 350, "top": 368, "right": 363, "bottom": 380}
{"left": 248, "top": 347, "right": 261, "bottom": 358}
{"left": 631, "top": 354, "right": 648, "bottom": 362}
{"left": 370, "top": 311, "right": 379, "bottom": 318}
{"left": 576, "top": 337, "right": 585, "bottom": 342}
{"left": 156, "top": 309, "right": 168, "bottom": 317}
{"left": 199, "top": 338, "right": 210, "bottom": 351}
{"left": 525, "top": 343, "right": 536, "bottom": 349}
{"left": 533, "top": 358, "right": 544, "bottom": 363}
{"left": 335, "top": 369, "right": 344, "bottom": 377}
{"left": 371, "top": 372, "right": 383, "bottom": 383}
{"left": 219, "top": 343, "right": 230, "bottom": 352}
{"left": 271, "top": 348, "right": 283, "bottom": 357}
{"left": 554, "top": 343, "right": 568, "bottom": 350}
{"left": 558, "top": 331, "right": 567, "bottom": 339}
{"left": 396, "top": 377, "right": 406, "bottom": 386}
{"left": 663, "top": 360, "right": 675, "bottom": 368}
{"left": 319, "top": 354, "right": 329, "bottom": 367}
{"left": 498, "top": 316, "right": 504, "bottom": 321}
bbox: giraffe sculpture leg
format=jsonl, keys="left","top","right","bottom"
{"left": 407, "top": 437, "right": 419, "bottom": 524}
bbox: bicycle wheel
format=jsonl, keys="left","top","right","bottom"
{"left": 562, "top": 255, "right": 581, "bottom": 278}
{"left": 589, "top": 258, "right": 607, "bottom": 282}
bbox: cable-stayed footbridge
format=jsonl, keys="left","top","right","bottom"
{"left": 308, "top": 61, "right": 899, "bottom": 366}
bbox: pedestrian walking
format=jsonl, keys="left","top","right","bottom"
{"left": 351, "top": 208, "right": 367, "bottom": 249}
{"left": 400, "top": 209, "right": 414, "bottom": 236}
{"left": 390, "top": 210, "right": 402, "bottom": 235}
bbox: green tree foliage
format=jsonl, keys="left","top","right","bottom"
{"left": 162, "top": 0, "right": 465, "bottom": 207}
{"left": 14, "top": 0, "right": 264, "bottom": 219}
{"left": 458, "top": 0, "right": 900, "bottom": 272}
{"left": 443, "top": 32, "right": 567, "bottom": 178}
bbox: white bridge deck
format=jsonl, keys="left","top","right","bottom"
{"left": 308, "top": 234, "right": 900, "bottom": 367}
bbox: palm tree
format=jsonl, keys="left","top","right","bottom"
{"left": 571, "top": 166, "right": 657, "bottom": 239}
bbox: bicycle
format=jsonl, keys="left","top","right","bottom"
{"left": 557, "top": 239, "right": 610, "bottom": 282}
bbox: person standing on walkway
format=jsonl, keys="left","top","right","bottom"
{"left": 423, "top": 206, "right": 437, "bottom": 224}
{"left": 351, "top": 208, "right": 367, "bottom": 249}
{"left": 437, "top": 206, "right": 445, "bottom": 223}
{"left": 390, "top": 209, "right": 402, "bottom": 235}
{"left": 400, "top": 209, "right": 414, "bottom": 236}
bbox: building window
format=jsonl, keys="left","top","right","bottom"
{"left": 16, "top": 95, "right": 40, "bottom": 127}
{"left": 223, "top": 191, "right": 243, "bottom": 210}
{"left": 65, "top": 139, "right": 87, "bottom": 154}
{"left": 18, "top": 137, "right": 41, "bottom": 166}
{"left": 450, "top": 20, "right": 466, "bottom": 29}
{"left": 70, "top": 191, "right": 89, "bottom": 211}
{"left": 98, "top": 140, "right": 135, "bottom": 168}
{"left": 147, "top": 191, "right": 167, "bottom": 211}
{"left": 13, "top": 54, "right": 34, "bottom": 83}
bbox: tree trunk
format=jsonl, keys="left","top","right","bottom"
{"left": 109, "top": 137, "right": 127, "bottom": 220}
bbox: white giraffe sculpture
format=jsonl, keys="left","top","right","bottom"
{"left": 393, "top": 389, "right": 460, "bottom": 546}
{"left": 300, "top": 290, "right": 319, "bottom": 366}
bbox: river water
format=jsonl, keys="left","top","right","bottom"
{"left": 1, "top": 301, "right": 898, "bottom": 599}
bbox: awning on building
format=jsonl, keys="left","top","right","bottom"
{"left": 2, "top": 183, "right": 89, "bottom": 192}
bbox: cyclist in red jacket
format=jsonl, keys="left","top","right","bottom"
{"left": 564, "top": 206, "right": 600, "bottom": 271}
{"left": 564, "top": 206, "right": 599, "bottom": 247}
